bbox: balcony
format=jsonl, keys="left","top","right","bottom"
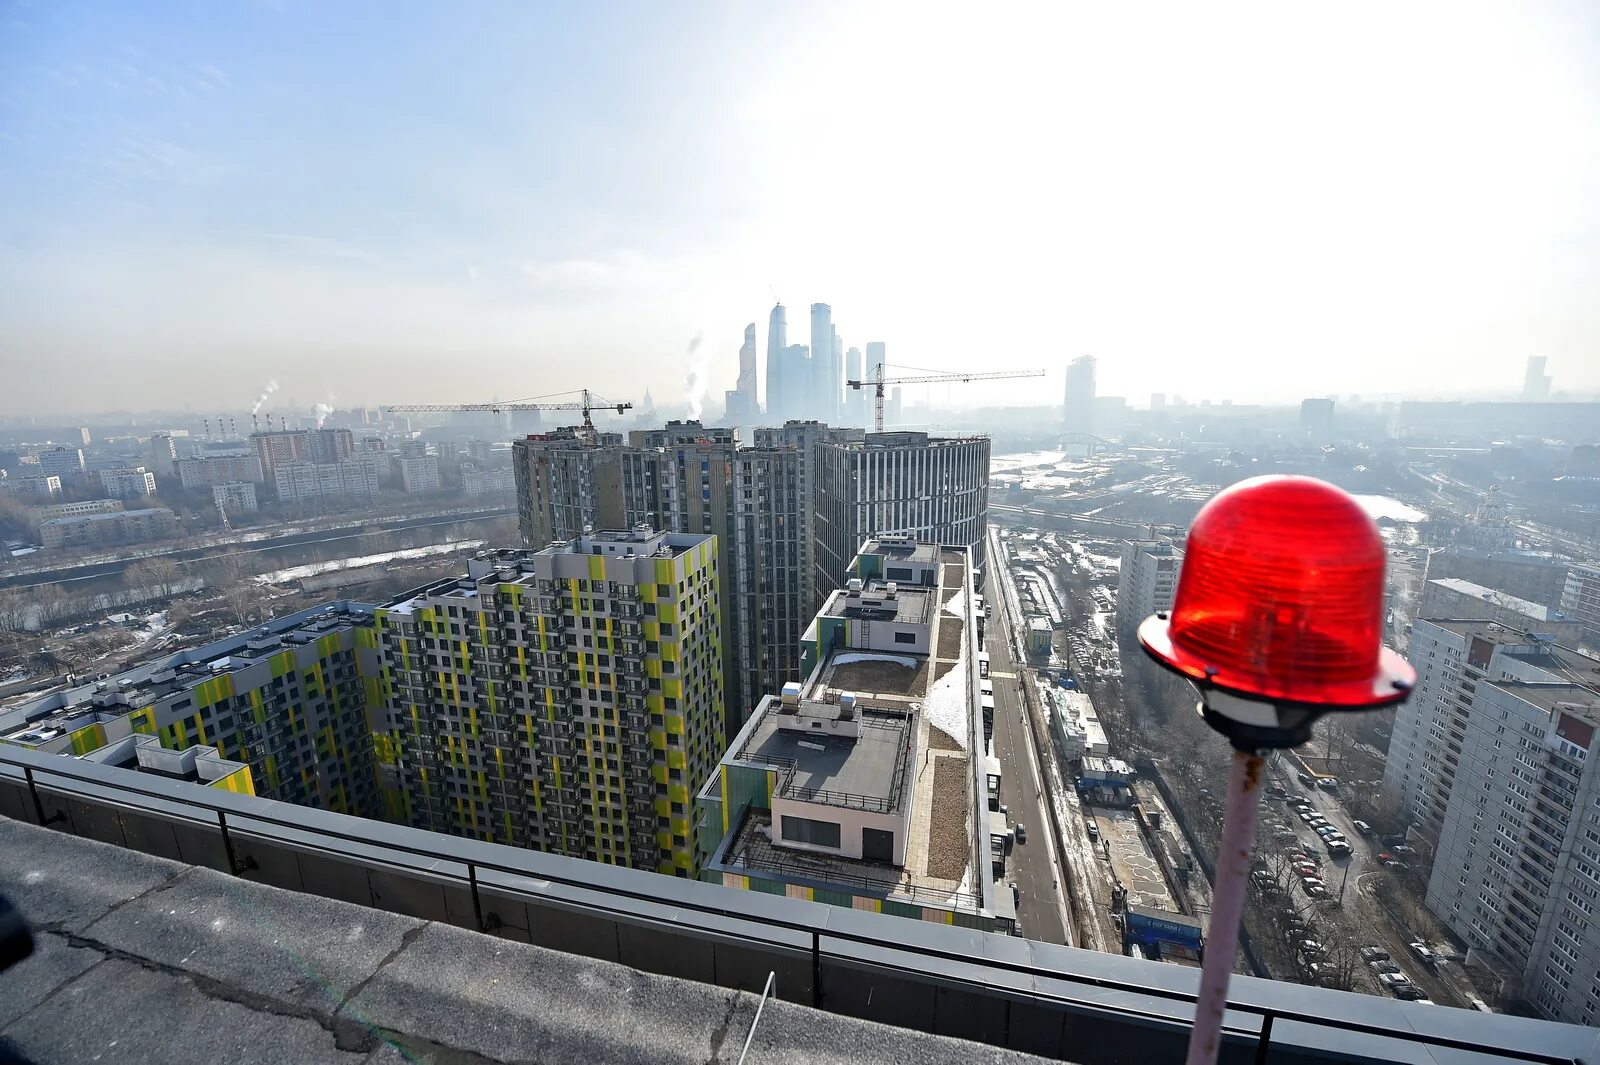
{"left": 2, "top": 745, "right": 1593, "bottom": 1065}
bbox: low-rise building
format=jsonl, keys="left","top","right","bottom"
{"left": 98, "top": 466, "right": 158, "bottom": 499}
{"left": 38, "top": 507, "right": 177, "bottom": 549}
{"left": 28, "top": 498, "right": 123, "bottom": 522}
{"left": 1560, "top": 564, "right": 1600, "bottom": 647}
{"left": 1047, "top": 686, "right": 1107, "bottom": 760}
{"left": 0, "top": 474, "right": 63, "bottom": 500}
{"left": 697, "top": 538, "right": 1014, "bottom": 932}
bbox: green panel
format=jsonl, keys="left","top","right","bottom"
{"left": 746, "top": 877, "right": 786, "bottom": 896}
{"left": 812, "top": 888, "right": 855, "bottom": 909}
{"left": 881, "top": 900, "right": 922, "bottom": 920}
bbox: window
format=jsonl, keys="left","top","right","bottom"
{"left": 893, "top": 631, "right": 916, "bottom": 645}
{"left": 780, "top": 815, "right": 841, "bottom": 849}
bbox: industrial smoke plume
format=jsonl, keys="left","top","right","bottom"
{"left": 682, "top": 334, "right": 708, "bottom": 420}
{"left": 313, "top": 395, "right": 336, "bottom": 428}
{"left": 251, "top": 379, "right": 280, "bottom": 415}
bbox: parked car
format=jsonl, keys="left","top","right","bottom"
{"left": 1298, "top": 939, "right": 1326, "bottom": 956}
{"left": 1359, "top": 946, "right": 1390, "bottom": 961}
{"left": 1085, "top": 819, "right": 1099, "bottom": 839}
{"left": 1319, "top": 777, "right": 1340, "bottom": 791}
{"left": 1408, "top": 942, "right": 1436, "bottom": 964}
{"left": 1015, "top": 823, "right": 1027, "bottom": 844}
{"left": 1369, "top": 960, "right": 1402, "bottom": 974}
{"left": 1326, "top": 841, "right": 1352, "bottom": 857}
{"left": 1379, "top": 972, "right": 1412, "bottom": 988}
{"left": 1376, "top": 852, "right": 1396, "bottom": 865}
{"left": 1352, "top": 820, "right": 1372, "bottom": 835}
{"left": 1395, "top": 986, "right": 1431, "bottom": 1002}
{"left": 1392, "top": 845, "right": 1415, "bottom": 855}
{"left": 1306, "top": 884, "right": 1330, "bottom": 899}
{"left": 1298, "top": 773, "right": 1316, "bottom": 787}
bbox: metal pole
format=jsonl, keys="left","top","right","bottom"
{"left": 1338, "top": 861, "right": 1351, "bottom": 904}
{"left": 1185, "top": 747, "right": 1265, "bottom": 1065}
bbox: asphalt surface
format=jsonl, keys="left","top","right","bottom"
{"left": 981, "top": 572, "right": 1071, "bottom": 945}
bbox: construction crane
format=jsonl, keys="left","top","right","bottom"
{"left": 847, "top": 366, "right": 1046, "bottom": 432}
{"left": 384, "top": 389, "right": 633, "bottom": 436}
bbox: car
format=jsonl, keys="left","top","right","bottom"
{"left": 1316, "top": 827, "right": 1339, "bottom": 839}
{"left": 1308, "top": 816, "right": 1329, "bottom": 827}
{"left": 1292, "top": 863, "right": 1317, "bottom": 876}
{"left": 1352, "top": 819, "right": 1372, "bottom": 835}
{"left": 1369, "top": 960, "right": 1401, "bottom": 974}
{"left": 1298, "top": 811, "right": 1316, "bottom": 823}
{"left": 1015, "top": 823, "right": 1027, "bottom": 844}
{"left": 1381, "top": 834, "right": 1407, "bottom": 848}
{"left": 1306, "top": 885, "right": 1330, "bottom": 899}
{"left": 1376, "top": 852, "right": 1395, "bottom": 864}
{"left": 1379, "top": 972, "right": 1412, "bottom": 988}
{"left": 1408, "top": 942, "right": 1436, "bottom": 963}
{"left": 1288, "top": 851, "right": 1313, "bottom": 863}
{"left": 1011, "top": 883, "right": 1021, "bottom": 904}
{"left": 1298, "top": 939, "right": 1326, "bottom": 956}
{"left": 1395, "top": 986, "right": 1431, "bottom": 1002}
{"left": 1318, "top": 777, "right": 1340, "bottom": 791}
{"left": 1359, "top": 946, "right": 1390, "bottom": 961}
{"left": 1298, "top": 773, "right": 1316, "bottom": 787}
{"left": 1085, "top": 819, "right": 1099, "bottom": 839}
{"left": 1392, "top": 845, "right": 1415, "bottom": 855}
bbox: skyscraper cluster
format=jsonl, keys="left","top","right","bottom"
{"left": 735, "top": 302, "right": 884, "bottom": 428}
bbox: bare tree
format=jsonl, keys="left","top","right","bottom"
{"left": 1322, "top": 940, "right": 1363, "bottom": 993}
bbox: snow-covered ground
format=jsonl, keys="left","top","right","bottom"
{"left": 253, "top": 539, "right": 483, "bottom": 586}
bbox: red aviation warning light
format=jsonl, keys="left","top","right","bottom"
{"left": 1138, "top": 475, "right": 1415, "bottom": 747}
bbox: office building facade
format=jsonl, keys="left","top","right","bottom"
{"left": 813, "top": 431, "right": 990, "bottom": 604}
{"left": 371, "top": 530, "right": 723, "bottom": 875}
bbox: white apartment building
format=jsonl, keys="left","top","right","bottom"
{"left": 98, "top": 466, "right": 157, "bottom": 500}
{"left": 274, "top": 459, "right": 381, "bottom": 505}
{"left": 1560, "top": 565, "right": 1600, "bottom": 647}
{"left": 212, "top": 481, "right": 259, "bottom": 514}
{"left": 177, "top": 454, "right": 265, "bottom": 490}
{"left": 29, "top": 499, "right": 123, "bottom": 522}
{"left": 34, "top": 446, "right": 85, "bottom": 479}
{"left": 1387, "top": 619, "right": 1600, "bottom": 1025}
{"left": 397, "top": 453, "right": 441, "bottom": 494}
{"left": 0, "top": 475, "right": 62, "bottom": 500}
{"left": 462, "top": 466, "right": 516, "bottom": 497}
{"left": 1116, "top": 538, "right": 1184, "bottom": 633}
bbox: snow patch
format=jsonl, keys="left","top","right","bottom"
{"left": 944, "top": 586, "right": 966, "bottom": 618}
{"left": 253, "top": 540, "right": 484, "bottom": 586}
{"left": 921, "top": 653, "right": 969, "bottom": 750}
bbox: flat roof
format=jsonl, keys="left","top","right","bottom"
{"left": 1486, "top": 681, "right": 1600, "bottom": 716}
{"left": 820, "top": 583, "right": 931, "bottom": 626}
{"left": 736, "top": 706, "right": 914, "bottom": 813}
{"left": 859, "top": 537, "right": 940, "bottom": 564}
{"left": 1428, "top": 578, "right": 1555, "bottom": 619}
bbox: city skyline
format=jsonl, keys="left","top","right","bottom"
{"left": 4, "top": 4, "right": 1600, "bottom": 415}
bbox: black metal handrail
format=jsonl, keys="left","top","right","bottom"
{"left": 0, "top": 749, "right": 1582, "bottom": 1065}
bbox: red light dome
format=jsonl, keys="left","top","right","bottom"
{"left": 1138, "top": 475, "right": 1414, "bottom": 708}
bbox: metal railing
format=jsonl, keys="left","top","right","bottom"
{"left": 0, "top": 745, "right": 1589, "bottom": 1065}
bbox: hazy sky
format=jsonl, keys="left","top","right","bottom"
{"left": 2, "top": 1, "right": 1598, "bottom": 417}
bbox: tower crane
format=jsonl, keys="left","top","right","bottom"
{"left": 383, "top": 389, "right": 633, "bottom": 437}
{"left": 846, "top": 366, "right": 1046, "bottom": 432}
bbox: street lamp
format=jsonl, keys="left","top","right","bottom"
{"left": 1138, "top": 475, "right": 1415, "bottom": 1065}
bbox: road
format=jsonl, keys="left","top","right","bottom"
{"left": 981, "top": 567, "right": 1072, "bottom": 945}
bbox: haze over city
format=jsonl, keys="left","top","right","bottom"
{"left": 3, "top": 1, "right": 1599, "bottom": 416}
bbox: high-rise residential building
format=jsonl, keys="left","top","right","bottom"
{"left": 512, "top": 428, "right": 667, "bottom": 550}
{"left": 810, "top": 303, "right": 835, "bottom": 420}
{"left": 371, "top": 530, "right": 723, "bottom": 875}
{"left": 696, "top": 536, "right": 1014, "bottom": 931}
{"left": 98, "top": 466, "right": 158, "bottom": 500}
{"left": 0, "top": 603, "right": 382, "bottom": 813}
{"left": 813, "top": 431, "right": 990, "bottom": 604}
{"left": 35, "top": 446, "right": 85, "bottom": 479}
{"left": 765, "top": 303, "right": 787, "bottom": 418}
{"left": 1560, "top": 565, "right": 1600, "bottom": 646}
{"left": 273, "top": 458, "right": 381, "bottom": 505}
{"left": 1523, "top": 356, "right": 1553, "bottom": 401}
{"left": 1300, "top": 397, "right": 1335, "bottom": 437}
{"left": 1116, "top": 539, "right": 1185, "bottom": 634}
{"left": 462, "top": 466, "right": 516, "bottom": 497}
{"left": 252, "top": 428, "right": 355, "bottom": 481}
{"left": 1063, "top": 355, "right": 1096, "bottom": 436}
{"left": 147, "top": 432, "right": 180, "bottom": 474}
{"left": 212, "top": 481, "right": 259, "bottom": 514}
{"left": 782, "top": 344, "right": 811, "bottom": 421}
{"left": 397, "top": 452, "right": 441, "bottom": 494}
{"left": 1379, "top": 619, "right": 1600, "bottom": 1025}
{"left": 176, "top": 453, "right": 266, "bottom": 490}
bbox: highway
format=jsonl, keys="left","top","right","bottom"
{"left": 981, "top": 555, "right": 1073, "bottom": 945}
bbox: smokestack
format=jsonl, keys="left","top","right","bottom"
{"left": 229, "top": 416, "right": 236, "bottom": 437}
{"left": 203, "top": 417, "right": 210, "bottom": 439}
